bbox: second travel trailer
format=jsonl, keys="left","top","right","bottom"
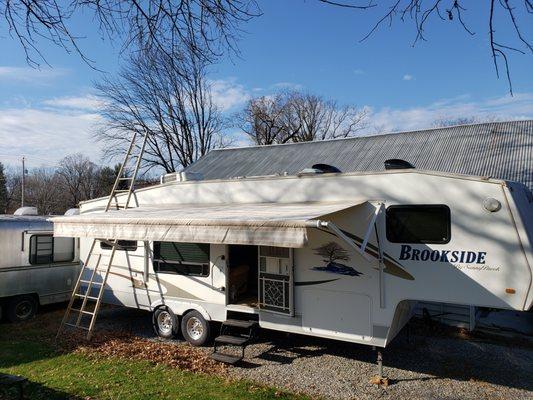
{"left": 0, "top": 207, "right": 80, "bottom": 322}
{"left": 51, "top": 167, "right": 533, "bottom": 363}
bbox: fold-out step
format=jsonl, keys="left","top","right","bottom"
{"left": 215, "top": 335, "right": 248, "bottom": 346}
{"left": 223, "top": 319, "right": 257, "bottom": 329}
{"left": 210, "top": 352, "right": 242, "bottom": 365}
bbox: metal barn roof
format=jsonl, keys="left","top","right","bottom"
{"left": 184, "top": 120, "right": 533, "bottom": 190}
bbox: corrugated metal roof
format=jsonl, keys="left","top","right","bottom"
{"left": 184, "top": 120, "right": 533, "bottom": 190}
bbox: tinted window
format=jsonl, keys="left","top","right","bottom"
{"left": 30, "top": 235, "right": 75, "bottom": 264}
{"left": 100, "top": 240, "right": 138, "bottom": 251}
{"left": 153, "top": 242, "right": 210, "bottom": 277}
{"left": 386, "top": 205, "right": 451, "bottom": 244}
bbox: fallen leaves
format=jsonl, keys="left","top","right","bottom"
{"left": 57, "top": 330, "right": 226, "bottom": 376}
{"left": 369, "top": 376, "right": 390, "bottom": 387}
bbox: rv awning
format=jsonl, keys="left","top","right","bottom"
{"left": 51, "top": 201, "right": 367, "bottom": 248}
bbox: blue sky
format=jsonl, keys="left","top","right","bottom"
{"left": 1, "top": 0, "right": 532, "bottom": 169}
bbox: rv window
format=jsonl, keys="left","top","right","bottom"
{"left": 100, "top": 240, "right": 138, "bottom": 251}
{"left": 153, "top": 242, "right": 210, "bottom": 277}
{"left": 53, "top": 237, "right": 75, "bottom": 262}
{"left": 386, "top": 205, "right": 451, "bottom": 244}
{"left": 29, "top": 235, "right": 75, "bottom": 264}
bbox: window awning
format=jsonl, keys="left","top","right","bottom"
{"left": 50, "top": 201, "right": 368, "bottom": 248}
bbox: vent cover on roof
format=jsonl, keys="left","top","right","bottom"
{"left": 160, "top": 171, "right": 204, "bottom": 184}
{"left": 384, "top": 159, "right": 415, "bottom": 170}
{"left": 14, "top": 206, "right": 38, "bottom": 216}
{"left": 311, "top": 164, "right": 342, "bottom": 173}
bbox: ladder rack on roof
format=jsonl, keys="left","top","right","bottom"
{"left": 57, "top": 131, "right": 148, "bottom": 340}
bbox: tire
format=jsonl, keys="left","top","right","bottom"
{"left": 6, "top": 295, "right": 38, "bottom": 323}
{"left": 181, "top": 310, "right": 210, "bottom": 346}
{"left": 153, "top": 307, "right": 178, "bottom": 339}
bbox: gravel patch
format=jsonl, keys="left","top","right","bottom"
{"left": 53, "top": 306, "right": 533, "bottom": 399}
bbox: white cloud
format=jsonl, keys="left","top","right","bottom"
{"left": 271, "top": 82, "right": 304, "bottom": 91}
{"left": 353, "top": 69, "right": 365, "bottom": 75}
{"left": 43, "top": 95, "right": 102, "bottom": 111}
{"left": 0, "top": 66, "right": 68, "bottom": 84}
{"left": 0, "top": 107, "right": 103, "bottom": 167}
{"left": 362, "top": 93, "right": 533, "bottom": 134}
{"left": 210, "top": 79, "right": 250, "bottom": 111}
{"left": 403, "top": 74, "right": 413, "bottom": 81}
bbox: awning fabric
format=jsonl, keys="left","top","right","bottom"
{"left": 51, "top": 201, "right": 367, "bottom": 248}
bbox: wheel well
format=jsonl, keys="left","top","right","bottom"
{"left": 1, "top": 293, "right": 40, "bottom": 305}
{"left": 182, "top": 308, "right": 211, "bottom": 321}
{"left": 182, "top": 308, "right": 197, "bottom": 318}
{"left": 152, "top": 301, "right": 211, "bottom": 321}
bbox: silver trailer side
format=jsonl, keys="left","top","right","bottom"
{"left": 0, "top": 215, "right": 80, "bottom": 322}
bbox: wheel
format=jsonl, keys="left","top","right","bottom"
{"left": 180, "top": 310, "right": 210, "bottom": 346}
{"left": 6, "top": 295, "right": 38, "bottom": 322}
{"left": 153, "top": 307, "right": 178, "bottom": 339}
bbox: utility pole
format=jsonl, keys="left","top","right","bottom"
{"left": 21, "top": 156, "right": 25, "bottom": 207}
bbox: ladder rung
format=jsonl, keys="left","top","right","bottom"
{"left": 70, "top": 308, "right": 95, "bottom": 316}
{"left": 74, "top": 294, "right": 99, "bottom": 301}
{"left": 80, "top": 280, "right": 102, "bottom": 286}
{"left": 113, "top": 190, "right": 130, "bottom": 193}
{"left": 64, "top": 323, "right": 90, "bottom": 331}
{"left": 118, "top": 177, "right": 133, "bottom": 180}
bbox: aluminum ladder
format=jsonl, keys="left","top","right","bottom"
{"left": 57, "top": 131, "right": 148, "bottom": 340}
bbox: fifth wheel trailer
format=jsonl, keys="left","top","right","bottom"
{"left": 51, "top": 168, "right": 532, "bottom": 360}
{"left": 0, "top": 207, "right": 80, "bottom": 322}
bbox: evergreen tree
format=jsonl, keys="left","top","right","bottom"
{"left": 0, "top": 162, "right": 7, "bottom": 213}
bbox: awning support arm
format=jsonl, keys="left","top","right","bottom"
{"left": 361, "top": 204, "right": 384, "bottom": 255}
{"left": 375, "top": 221, "right": 386, "bottom": 309}
{"left": 315, "top": 220, "right": 367, "bottom": 257}
{"left": 312, "top": 202, "right": 385, "bottom": 262}
{"left": 143, "top": 241, "right": 150, "bottom": 283}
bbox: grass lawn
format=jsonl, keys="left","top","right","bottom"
{"left": 0, "top": 317, "right": 308, "bottom": 400}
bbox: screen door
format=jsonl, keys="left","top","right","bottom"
{"left": 258, "top": 246, "right": 293, "bottom": 315}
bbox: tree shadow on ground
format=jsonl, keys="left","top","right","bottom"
{"left": 248, "top": 320, "right": 533, "bottom": 391}
{"left": 0, "top": 379, "right": 85, "bottom": 400}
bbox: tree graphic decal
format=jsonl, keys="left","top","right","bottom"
{"left": 311, "top": 241, "right": 362, "bottom": 277}
{"left": 314, "top": 242, "right": 350, "bottom": 263}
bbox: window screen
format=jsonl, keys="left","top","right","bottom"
{"left": 386, "top": 205, "right": 451, "bottom": 244}
{"left": 259, "top": 246, "right": 290, "bottom": 259}
{"left": 30, "top": 235, "right": 75, "bottom": 264}
{"left": 100, "top": 240, "right": 138, "bottom": 251}
{"left": 153, "top": 242, "right": 210, "bottom": 277}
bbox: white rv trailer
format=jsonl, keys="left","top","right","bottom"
{"left": 51, "top": 169, "right": 533, "bottom": 358}
{"left": 0, "top": 207, "right": 80, "bottom": 322}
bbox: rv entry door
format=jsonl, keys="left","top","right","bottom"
{"left": 258, "top": 246, "right": 294, "bottom": 315}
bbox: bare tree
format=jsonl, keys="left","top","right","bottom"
{"left": 2, "top": 167, "right": 22, "bottom": 214}
{"left": 238, "top": 93, "right": 301, "bottom": 145}
{"left": 57, "top": 154, "right": 102, "bottom": 208}
{"left": 238, "top": 91, "right": 367, "bottom": 145}
{"left": 1, "top": 0, "right": 260, "bottom": 67}
{"left": 24, "top": 168, "right": 64, "bottom": 215}
{"left": 321, "top": 0, "right": 532, "bottom": 94}
{"left": 2, "top": 1, "right": 530, "bottom": 93}
{"left": 96, "top": 47, "right": 226, "bottom": 173}
{"left": 431, "top": 115, "right": 501, "bottom": 128}
{"left": 288, "top": 92, "right": 367, "bottom": 142}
